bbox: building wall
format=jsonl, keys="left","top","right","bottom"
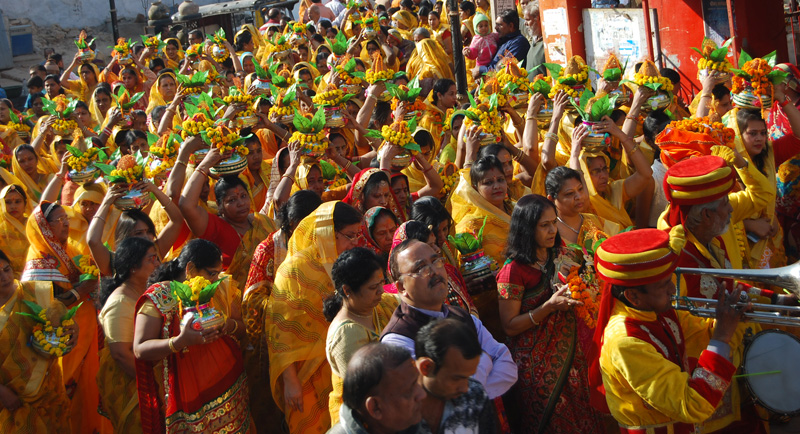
{"left": 3, "top": 0, "right": 219, "bottom": 29}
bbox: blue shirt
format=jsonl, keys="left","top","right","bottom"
{"left": 479, "top": 31, "right": 531, "bottom": 74}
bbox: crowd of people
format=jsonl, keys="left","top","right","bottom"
{"left": 0, "top": 0, "right": 798, "bottom": 432}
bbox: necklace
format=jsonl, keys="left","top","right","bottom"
{"left": 347, "top": 308, "right": 373, "bottom": 320}
{"left": 557, "top": 215, "right": 582, "bottom": 235}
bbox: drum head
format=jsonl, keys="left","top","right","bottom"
{"left": 743, "top": 330, "right": 800, "bottom": 415}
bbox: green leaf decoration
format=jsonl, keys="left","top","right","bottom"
{"left": 311, "top": 107, "right": 326, "bottom": 132}
{"left": 95, "top": 162, "right": 116, "bottom": 176}
{"left": 454, "top": 109, "right": 479, "bottom": 123}
{"left": 579, "top": 89, "right": 594, "bottom": 110}
{"left": 65, "top": 144, "right": 83, "bottom": 157}
{"left": 319, "top": 159, "right": 337, "bottom": 179}
{"left": 63, "top": 302, "right": 83, "bottom": 321}
{"left": 79, "top": 273, "right": 97, "bottom": 283}
{"left": 402, "top": 142, "right": 421, "bottom": 153}
{"left": 22, "top": 300, "right": 44, "bottom": 315}
{"left": 15, "top": 312, "right": 47, "bottom": 324}
{"left": 408, "top": 115, "right": 418, "bottom": 132}
{"left": 197, "top": 276, "right": 226, "bottom": 304}
{"left": 62, "top": 99, "right": 79, "bottom": 118}
{"left": 365, "top": 129, "right": 383, "bottom": 139}
{"left": 739, "top": 50, "right": 753, "bottom": 68}
{"left": 41, "top": 98, "right": 56, "bottom": 116}
{"left": 729, "top": 68, "right": 751, "bottom": 80}
{"left": 532, "top": 78, "right": 552, "bottom": 96}
{"left": 543, "top": 62, "right": 563, "bottom": 78}
{"left": 603, "top": 67, "right": 622, "bottom": 82}
{"left": 467, "top": 90, "right": 477, "bottom": 108}
{"left": 292, "top": 108, "right": 312, "bottom": 132}
{"left": 252, "top": 58, "right": 268, "bottom": 79}
{"left": 643, "top": 82, "right": 664, "bottom": 92}
{"left": 8, "top": 110, "right": 19, "bottom": 124}
{"left": 763, "top": 50, "right": 778, "bottom": 68}
{"left": 690, "top": 47, "right": 704, "bottom": 56}
{"left": 230, "top": 133, "right": 251, "bottom": 149}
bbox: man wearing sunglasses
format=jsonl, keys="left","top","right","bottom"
{"left": 380, "top": 239, "right": 517, "bottom": 400}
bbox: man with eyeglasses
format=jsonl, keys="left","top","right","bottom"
{"left": 380, "top": 239, "right": 517, "bottom": 400}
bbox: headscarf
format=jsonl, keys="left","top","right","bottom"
{"left": 146, "top": 71, "right": 177, "bottom": 114}
{"left": 67, "top": 62, "right": 102, "bottom": 103}
{"left": 343, "top": 168, "right": 407, "bottom": 221}
{"left": 360, "top": 206, "right": 396, "bottom": 254}
{"left": 88, "top": 86, "right": 116, "bottom": 128}
{"left": 162, "top": 38, "right": 184, "bottom": 70}
{"left": 587, "top": 226, "right": 686, "bottom": 412}
{"left": 67, "top": 182, "right": 119, "bottom": 256}
{"left": 578, "top": 150, "right": 633, "bottom": 234}
{"left": 0, "top": 185, "right": 31, "bottom": 277}
{"left": 22, "top": 202, "right": 81, "bottom": 284}
{"left": 296, "top": 160, "right": 322, "bottom": 191}
{"left": 393, "top": 10, "right": 419, "bottom": 31}
{"left": 12, "top": 147, "right": 52, "bottom": 202}
{"left": 663, "top": 155, "right": 736, "bottom": 227}
{"left": 406, "top": 39, "right": 454, "bottom": 81}
{"left": 287, "top": 200, "right": 340, "bottom": 279}
{"left": 264, "top": 146, "right": 290, "bottom": 218}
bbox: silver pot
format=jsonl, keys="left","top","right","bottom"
{"left": 732, "top": 87, "right": 773, "bottom": 110}
{"left": 69, "top": 166, "right": 99, "bottom": 185}
{"left": 642, "top": 92, "right": 672, "bottom": 112}
{"left": 114, "top": 188, "right": 152, "bottom": 210}
{"left": 325, "top": 107, "right": 345, "bottom": 128}
{"left": 581, "top": 121, "right": 611, "bottom": 151}
{"left": 210, "top": 152, "right": 248, "bottom": 176}
{"left": 30, "top": 330, "right": 75, "bottom": 358}
{"left": 180, "top": 304, "right": 225, "bottom": 332}
{"left": 391, "top": 151, "right": 412, "bottom": 170}
{"left": 252, "top": 77, "right": 271, "bottom": 95}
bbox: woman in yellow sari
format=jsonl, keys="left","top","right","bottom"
{"left": 89, "top": 84, "right": 115, "bottom": 129}
{"left": 398, "top": 129, "right": 445, "bottom": 199}
{"left": 392, "top": 10, "right": 418, "bottom": 40}
{"left": 267, "top": 201, "right": 364, "bottom": 434}
{"left": 0, "top": 185, "right": 30, "bottom": 279}
{"left": 406, "top": 38, "right": 454, "bottom": 81}
{"left": 450, "top": 156, "right": 513, "bottom": 338}
{"left": 96, "top": 237, "right": 160, "bottom": 433}
{"left": 162, "top": 38, "right": 184, "bottom": 70}
{"left": 60, "top": 56, "right": 101, "bottom": 104}
{"left": 324, "top": 247, "right": 398, "bottom": 425}
{"left": 21, "top": 202, "right": 104, "bottom": 434}
{"left": 420, "top": 79, "right": 457, "bottom": 144}
{"left": 12, "top": 145, "right": 53, "bottom": 202}
{"left": 239, "top": 136, "right": 271, "bottom": 212}
{"left": 180, "top": 148, "right": 276, "bottom": 289}
{"left": 0, "top": 250, "right": 72, "bottom": 433}
{"left": 145, "top": 71, "right": 177, "bottom": 115}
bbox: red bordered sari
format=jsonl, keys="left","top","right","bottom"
{"left": 134, "top": 281, "right": 253, "bottom": 434}
{"left": 343, "top": 168, "right": 407, "bottom": 221}
{"left": 496, "top": 259, "right": 604, "bottom": 434}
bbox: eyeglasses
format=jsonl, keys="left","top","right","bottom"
{"left": 337, "top": 231, "right": 360, "bottom": 243}
{"left": 402, "top": 257, "right": 445, "bottom": 279}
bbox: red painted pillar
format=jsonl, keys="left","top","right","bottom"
{"left": 539, "top": 0, "right": 591, "bottom": 63}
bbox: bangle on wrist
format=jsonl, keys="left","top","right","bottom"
{"left": 228, "top": 320, "right": 239, "bottom": 335}
{"left": 779, "top": 98, "right": 791, "bottom": 108}
{"left": 196, "top": 168, "right": 210, "bottom": 178}
{"left": 700, "top": 93, "right": 712, "bottom": 99}
{"left": 176, "top": 159, "right": 187, "bottom": 167}
{"left": 544, "top": 132, "right": 558, "bottom": 142}
{"left": 168, "top": 337, "right": 179, "bottom": 353}
{"left": 528, "top": 309, "right": 540, "bottom": 326}
{"left": 69, "top": 289, "right": 81, "bottom": 301}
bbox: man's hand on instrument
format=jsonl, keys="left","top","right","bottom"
{"left": 712, "top": 289, "right": 745, "bottom": 344}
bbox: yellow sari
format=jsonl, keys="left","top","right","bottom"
{"left": 267, "top": 201, "right": 340, "bottom": 434}
{"left": 227, "top": 213, "right": 276, "bottom": 290}
{"left": 406, "top": 39, "right": 454, "bottom": 81}
{"left": 0, "top": 185, "right": 30, "bottom": 279}
{"left": 11, "top": 149, "right": 52, "bottom": 202}
{"left": 240, "top": 160, "right": 271, "bottom": 212}
{"left": 97, "top": 291, "right": 141, "bottom": 433}
{"left": 0, "top": 125, "right": 24, "bottom": 149}
{"left": 0, "top": 280, "right": 71, "bottom": 433}
{"left": 578, "top": 150, "right": 632, "bottom": 236}
{"left": 162, "top": 38, "right": 184, "bottom": 70}
{"left": 66, "top": 183, "right": 119, "bottom": 257}
{"left": 145, "top": 71, "right": 176, "bottom": 114}
{"left": 63, "top": 63, "right": 101, "bottom": 104}
{"left": 21, "top": 203, "right": 107, "bottom": 434}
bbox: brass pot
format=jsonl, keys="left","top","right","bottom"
{"left": 69, "top": 166, "right": 99, "bottom": 185}
{"left": 210, "top": 152, "right": 248, "bottom": 176}
{"left": 114, "top": 188, "right": 152, "bottom": 210}
{"left": 581, "top": 121, "right": 611, "bottom": 151}
{"left": 180, "top": 303, "right": 225, "bottom": 332}
{"left": 30, "top": 330, "right": 75, "bottom": 358}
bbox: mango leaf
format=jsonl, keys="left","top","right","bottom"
{"left": 95, "top": 162, "right": 115, "bottom": 175}
{"left": 62, "top": 302, "right": 83, "bottom": 321}
{"left": 8, "top": 110, "right": 19, "bottom": 124}
{"left": 710, "top": 46, "right": 730, "bottom": 62}
{"left": 408, "top": 115, "right": 418, "bottom": 132}
{"left": 197, "top": 276, "right": 226, "bottom": 303}
{"left": 489, "top": 93, "right": 498, "bottom": 111}
{"left": 252, "top": 58, "right": 268, "bottom": 79}
{"left": 763, "top": 50, "right": 778, "bottom": 68}
{"left": 467, "top": 90, "right": 477, "bottom": 108}
{"left": 690, "top": 47, "right": 704, "bottom": 56}
{"left": 292, "top": 108, "right": 312, "bottom": 132}
{"left": 768, "top": 69, "right": 789, "bottom": 84}
{"left": 22, "top": 300, "right": 44, "bottom": 315}
{"left": 402, "top": 142, "right": 421, "bottom": 153}
{"left": 542, "top": 62, "right": 562, "bottom": 78}
{"left": 170, "top": 281, "right": 192, "bottom": 303}
{"left": 738, "top": 50, "right": 752, "bottom": 68}
{"left": 729, "top": 68, "right": 751, "bottom": 80}
{"left": 589, "top": 95, "right": 611, "bottom": 121}
{"left": 230, "top": 133, "right": 252, "bottom": 149}
{"left": 532, "top": 79, "right": 551, "bottom": 95}
{"left": 365, "top": 129, "right": 383, "bottom": 139}
{"left": 42, "top": 97, "right": 56, "bottom": 116}
{"left": 311, "top": 107, "right": 326, "bottom": 132}
{"left": 79, "top": 273, "right": 97, "bottom": 283}
{"left": 643, "top": 82, "right": 664, "bottom": 92}
{"left": 319, "top": 159, "right": 337, "bottom": 179}
{"left": 454, "top": 109, "right": 479, "bottom": 123}
{"left": 62, "top": 99, "right": 79, "bottom": 118}
{"left": 603, "top": 67, "right": 622, "bottom": 82}
{"left": 15, "top": 311, "right": 47, "bottom": 324}
{"left": 66, "top": 144, "right": 83, "bottom": 157}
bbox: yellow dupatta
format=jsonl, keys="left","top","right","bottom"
{"left": 11, "top": 149, "right": 53, "bottom": 203}
{"left": 66, "top": 183, "right": 120, "bottom": 257}
{"left": 0, "top": 185, "right": 31, "bottom": 279}
{"left": 162, "top": 38, "right": 184, "bottom": 70}
{"left": 0, "top": 281, "right": 71, "bottom": 433}
{"left": 64, "top": 63, "right": 101, "bottom": 104}
{"left": 267, "top": 201, "right": 339, "bottom": 434}
{"left": 0, "top": 125, "right": 24, "bottom": 149}
{"left": 227, "top": 213, "right": 276, "bottom": 290}
{"left": 401, "top": 127, "right": 440, "bottom": 193}
{"left": 240, "top": 160, "right": 272, "bottom": 212}
{"left": 406, "top": 39, "right": 454, "bottom": 81}
{"left": 145, "top": 71, "right": 176, "bottom": 114}
{"left": 578, "top": 150, "right": 632, "bottom": 236}
{"left": 450, "top": 169, "right": 512, "bottom": 266}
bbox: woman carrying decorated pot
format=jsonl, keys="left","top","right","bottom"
{"left": 133, "top": 239, "right": 251, "bottom": 434}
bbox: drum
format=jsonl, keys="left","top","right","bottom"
{"left": 741, "top": 329, "right": 800, "bottom": 416}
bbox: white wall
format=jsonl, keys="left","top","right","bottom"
{"left": 2, "top": 0, "right": 219, "bottom": 29}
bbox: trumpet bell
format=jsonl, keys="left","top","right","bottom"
{"left": 675, "top": 260, "right": 800, "bottom": 297}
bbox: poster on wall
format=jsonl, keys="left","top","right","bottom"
{"left": 701, "top": 0, "right": 732, "bottom": 44}
{"left": 540, "top": 7, "right": 569, "bottom": 64}
{"left": 583, "top": 8, "right": 658, "bottom": 80}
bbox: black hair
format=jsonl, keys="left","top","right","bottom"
{"left": 342, "top": 343, "right": 412, "bottom": 412}
{"left": 478, "top": 143, "right": 511, "bottom": 161}
{"left": 429, "top": 10, "right": 440, "bottom": 19}
{"left": 324, "top": 247, "right": 386, "bottom": 321}
{"left": 188, "top": 29, "right": 204, "bottom": 40}
{"left": 499, "top": 9, "right": 519, "bottom": 29}
{"left": 610, "top": 109, "right": 626, "bottom": 124}
{"left": 94, "top": 82, "right": 112, "bottom": 98}
{"left": 611, "top": 283, "right": 645, "bottom": 308}
{"left": 334, "top": 201, "right": 364, "bottom": 232}
{"left": 388, "top": 7, "right": 401, "bottom": 15}
{"left": 659, "top": 68, "right": 680, "bottom": 86}
{"left": 26, "top": 75, "right": 44, "bottom": 89}
{"left": 125, "top": 129, "right": 147, "bottom": 147}
{"left": 4, "top": 184, "right": 27, "bottom": 204}
{"left": 44, "top": 74, "right": 61, "bottom": 85}
{"left": 389, "top": 238, "right": 417, "bottom": 280}
{"left": 49, "top": 53, "right": 63, "bottom": 63}
{"left": 39, "top": 202, "right": 61, "bottom": 224}
{"left": 411, "top": 196, "right": 452, "bottom": 232}
{"left": 115, "top": 209, "right": 157, "bottom": 242}
{"left": 431, "top": 78, "right": 455, "bottom": 106}
{"left": 413, "top": 129, "right": 434, "bottom": 150}
{"left": 401, "top": 219, "right": 432, "bottom": 243}
{"left": 737, "top": 109, "right": 769, "bottom": 174}
{"left": 0, "top": 250, "right": 11, "bottom": 266}
{"left": 469, "top": 155, "right": 504, "bottom": 190}
{"left": 642, "top": 109, "right": 671, "bottom": 150}
{"left": 711, "top": 83, "right": 730, "bottom": 101}
{"left": 459, "top": 1, "right": 476, "bottom": 15}
{"left": 361, "top": 171, "right": 391, "bottom": 210}
{"left": 505, "top": 194, "right": 560, "bottom": 265}
{"left": 166, "top": 38, "right": 180, "bottom": 49}
{"left": 311, "top": 33, "right": 325, "bottom": 44}
{"left": 415, "top": 318, "right": 481, "bottom": 373}
{"left": 98, "top": 237, "right": 155, "bottom": 309}
{"left": 151, "top": 105, "right": 167, "bottom": 124}
{"left": 75, "top": 101, "right": 90, "bottom": 112}
{"left": 545, "top": 166, "right": 582, "bottom": 199}
{"left": 149, "top": 57, "right": 166, "bottom": 71}
{"left": 418, "top": 6, "right": 431, "bottom": 16}
{"left": 14, "top": 144, "right": 37, "bottom": 162}
{"left": 400, "top": 0, "right": 415, "bottom": 9}
{"left": 371, "top": 101, "right": 393, "bottom": 127}
{"left": 148, "top": 239, "right": 222, "bottom": 285}
{"left": 214, "top": 175, "right": 250, "bottom": 210}
{"left": 132, "top": 109, "right": 147, "bottom": 120}
{"left": 278, "top": 190, "right": 322, "bottom": 240}
{"left": 234, "top": 30, "right": 253, "bottom": 52}
{"left": 30, "top": 64, "right": 47, "bottom": 74}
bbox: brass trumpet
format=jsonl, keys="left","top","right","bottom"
{"left": 673, "top": 261, "right": 800, "bottom": 327}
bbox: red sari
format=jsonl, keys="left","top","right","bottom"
{"left": 134, "top": 282, "right": 252, "bottom": 434}
{"left": 496, "top": 259, "right": 603, "bottom": 434}
{"left": 343, "top": 168, "right": 407, "bottom": 221}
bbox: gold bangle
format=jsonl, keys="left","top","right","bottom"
{"left": 168, "top": 337, "right": 179, "bottom": 353}
{"left": 69, "top": 289, "right": 81, "bottom": 300}
{"left": 176, "top": 159, "right": 187, "bottom": 167}
{"left": 544, "top": 132, "right": 558, "bottom": 142}
{"left": 229, "top": 320, "right": 238, "bottom": 335}
{"left": 630, "top": 143, "right": 640, "bottom": 154}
